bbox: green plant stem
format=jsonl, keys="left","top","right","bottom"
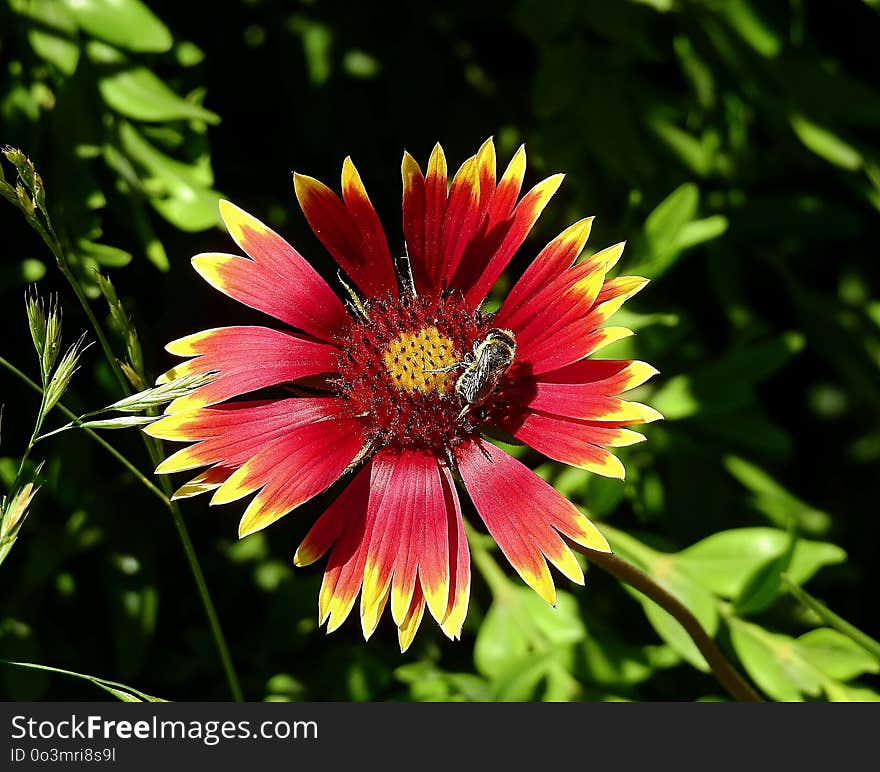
{"left": 782, "top": 575, "right": 880, "bottom": 661}
{"left": 12, "top": 387, "right": 47, "bottom": 493}
{"left": 0, "top": 355, "right": 243, "bottom": 702}
{"left": 42, "top": 232, "right": 242, "bottom": 702}
{"left": 579, "top": 546, "right": 763, "bottom": 702}
{"left": 0, "top": 659, "right": 166, "bottom": 702}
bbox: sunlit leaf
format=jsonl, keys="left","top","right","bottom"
{"left": 474, "top": 588, "right": 584, "bottom": 681}
{"left": 790, "top": 114, "right": 863, "bottom": 171}
{"left": 676, "top": 527, "right": 845, "bottom": 599}
{"left": 17, "top": 0, "right": 81, "bottom": 75}
{"left": 63, "top": 0, "right": 172, "bottom": 53}
{"left": 98, "top": 66, "right": 220, "bottom": 124}
{"left": 728, "top": 619, "right": 808, "bottom": 702}
{"left": 796, "top": 628, "right": 880, "bottom": 681}
{"left": 734, "top": 527, "right": 797, "bottom": 615}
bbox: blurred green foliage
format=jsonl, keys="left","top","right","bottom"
{"left": 1, "top": 0, "right": 879, "bottom": 701}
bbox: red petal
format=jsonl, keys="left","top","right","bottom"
{"left": 193, "top": 201, "right": 348, "bottom": 342}
{"left": 319, "top": 462, "right": 373, "bottom": 632}
{"left": 496, "top": 217, "right": 594, "bottom": 327}
{"left": 205, "top": 401, "right": 366, "bottom": 537}
{"left": 507, "top": 361, "right": 662, "bottom": 424}
{"left": 494, "top": 409, "right": 647, "bottom": 479}
{"left": 148, "top": 398, "right": 330, "bottom": 472}
{"left": 439, "top": 464, "right": 470, "bottom": 639}
{"left": 421, "top": 144, "right": 449, "bottom": 289}
{"left": 160, "top": 326, "right": 338, "bottom": 412}
{"left": 294, "top": 463, "right": 372, "bottom": 568}
{"left": 401, "top": 151, "right": 428, "bottom": 289}
{"left": 457, "top": 441, "right": 609, "bottom": 604}
{"left": 294, "top": 160, "right": 398, "bottom": 298}
{"left": 449, "top": 143, "right": 562, "bottom": 305}
{"left": 438, "top": 155, "right": 481, "bottom": 287}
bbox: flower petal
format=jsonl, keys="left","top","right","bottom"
{"left": 171, "top": 467, "right": 231, "bottom": 500}
{"left": 421, "top": 143, "right": 449, "bottom": 289}
{"left": 318, "top": 463, "right": 373, "bottom": 633}
{"left": 147, "top": 398, "right": 324, "bottom": 473}
{"left": 507, "top": 361, "right": 661, "bottom": 423}
{"left": 360, "top": 450, "right": 450, "bottom": 635}
{"left": 450, "top": 143, "right": 563, "bottom": 305}
{"left": 457, "top": 441, "right": 609, "bottom": 605}
{"left": 438, "top": 154, "right": 482, "bottom": 285}
{"left": 397, "top": 583, "right": 426, "bottom": 653}
{"left": 401, "top": 150, "right": 428, "bottom": 288}
{"left": 494, "top": 408, "right": 646, "bottom": 479}
{"left": 497, "top": 217, "right": 595, "bottom": 327}
{"left": 293, "top": 463, "right": 372, "bottom": 568}
{"left": 293, "top": 161, "right": 398, "bottom": 298}
{"left": 501, "top": 244, "right": 630, "bottom": 374}
{"left": 416, "top": 459, "right": 452, "bottom": 624}
{"left": 193, "top": 201, "right": 348, "bottom": 341}
{"left": 439, "top": 464, "right": 470, "bottom": 639}
{"left": 517, "top": 325, "right": 634, "bottom": 376}
{"left": 201, "top": 401, "right": 365, "bottom": 537}
{"left": 159, "top": 326, "right": 338, "bottom": 412}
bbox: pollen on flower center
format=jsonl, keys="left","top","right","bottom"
{"left": 382, "top": 326, "right": 458, "bottom": 395}
{"left": 334, "top": 291, "right": 491, "bottom": 452}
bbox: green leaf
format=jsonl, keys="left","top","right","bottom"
{"left": 98, "top": 66, "right": 220, "bottom": 124}
{"left": 474, "top": 588, "right": 585, "bottom": 680}
{"left": 822, "top": 682, "right": 880, "bottom": 702}
{"left": 645, "top": 185, "right": 698, "bottom": 244}
{"left": 675, "top": 528, "right": 845, "bottom": 599}
{"left": 629, "top": 182, "right": 723, "bottom": 279}
{"left": 734, "top": 528, "right": 797, "bottom": 615}
{"left": 724, "top": 457, "right": 832, "bottom": 534}
{"left": 675, "top": 215, "right": 729, "bottom": 252}
{"left": 18, "top": 0, "right": 81, "bottom": 75}
{"left": 116, "top": 122, "right": 222, "bottom": 231}
{"left": 581, "top": 625, "right": 679, "bottom": 688}
{"left": 790, "top": 114, "right": 863, "bottom": 171}
{"left": 491, "top": 652, "right": 577, "bottom": 701}
{"left": 796, "top": 629, "right": 880, "bottom": 681}
{"left": 638, "top": 597, "right": 710, "bottom": 672}
{"left": 77, "top": 239, "right": 132, "bottom": 268}
{"left": 721, "top": 0, "right": 781, "bottom": 57}
{"left": 395, "top": 662, "right": 489, "bottom": 702}
{"left": 728, "top": 619, "right": 827, "bottom": 701}
{"left": 63, "top": 0, "right": 172, "bottom": 53}
{"left": 649, "top": 118, "right": 715, "bottom": 176}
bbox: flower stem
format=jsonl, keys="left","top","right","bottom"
{"left": 0, "top": 659, "right": 166, "bottom": 702}
{"left": 42, "top": 232, "right": 242, "bottom": 702}
{"left": 0, "top": 355, "right": 243, "bottom": 702}
{"left": 577, "top": 546, "right": 763, "bottom": 702}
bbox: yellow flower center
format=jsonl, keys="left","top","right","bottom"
{"left": 382, "top": 326, "right": 459, "bottom": 395}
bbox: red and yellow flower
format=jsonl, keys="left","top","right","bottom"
{"left": 147, "top": 139, "right": 661, "bottom": 650}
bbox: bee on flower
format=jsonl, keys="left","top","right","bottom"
{"left": 146, "top": 139, "right": 661, "bottom": 651}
